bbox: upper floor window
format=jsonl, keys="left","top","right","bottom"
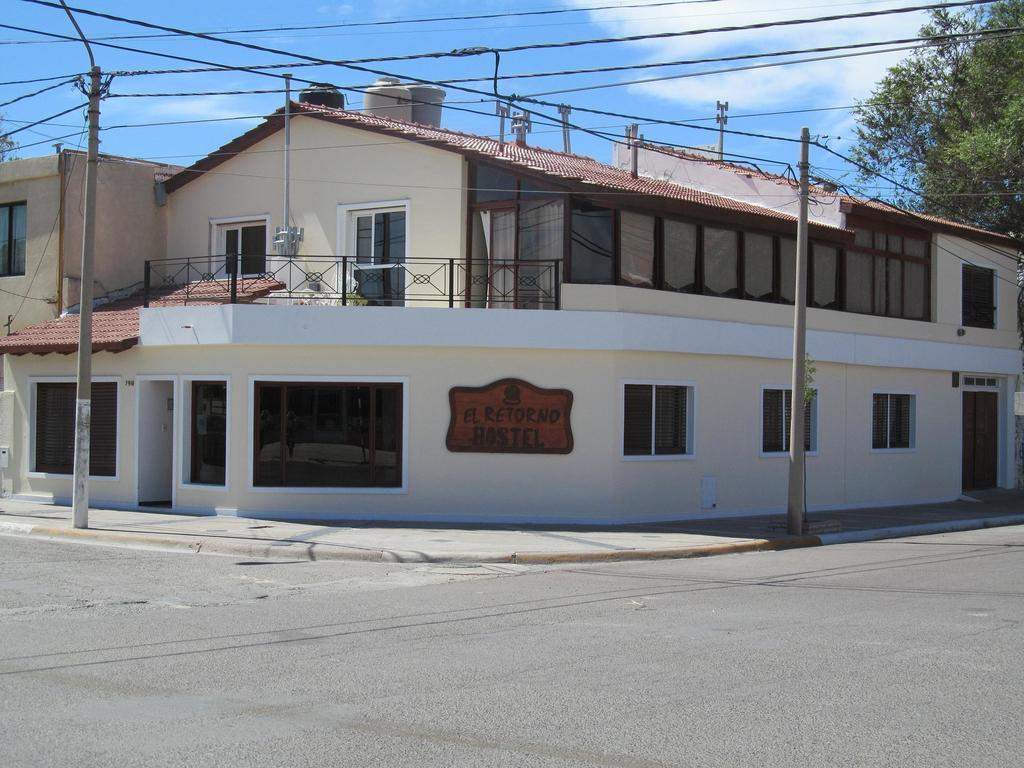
{"left": 217, "top": 220, "right": 267, "bottom": 276}
{"left": 962, "top": 264, "right": 995, "bottom": 329}
{"left": 845, "top": 226, "right": 929, "bottom": 322}
{"left": 0, "top": 202, "right": 27, "bottom": 277}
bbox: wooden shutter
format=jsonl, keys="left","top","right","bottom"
{"left": 962, "top": 265, "right": 994, "bottom": 328}
{"left": 88, "top": 383, "right": 117, "bottom": 476}
{"left": 623, "top": 384, "right": 653, "bottom": 455}
{"left": 654, "top": 386, "right": 686, "bottom": 455}
{"left": 872, "top": 394, "right": 889, "bottom": 449}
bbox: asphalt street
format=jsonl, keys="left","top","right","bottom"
{"left": 1, "top": 526, "right": 1022, "bottom": 767}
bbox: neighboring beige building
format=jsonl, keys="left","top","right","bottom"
{"left": 0, "top": 96, "right": 1019, "bottom": 523}
{"left": 0, "top": 149, "right": 177, "bottom": 335}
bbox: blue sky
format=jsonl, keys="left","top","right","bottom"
{"left": 1, "top": 0, "right": 940, "bottom": 190}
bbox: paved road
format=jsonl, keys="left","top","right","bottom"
{"left": 1, "top": 527, "right": 1022, "bottom": 767}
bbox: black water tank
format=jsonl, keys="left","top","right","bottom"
{"left": 299, "top": 84, "right": 345, "bottom": 109}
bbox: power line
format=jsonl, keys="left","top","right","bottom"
{"left": 0, "top": 103, "right": 87, "bottom": 139}
{"left": 0, "top": 72, "right": 85, "bottom": 86}
{"left": 22, "top": 0, "right": 998, "bottom": 67}
{"left": 0, "top": 77, "right": 77, "bottom": 109}
{"left": 8, "top": 0, "right": 728, "bottom": 44}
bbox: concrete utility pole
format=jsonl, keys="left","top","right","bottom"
{"left": 715, "top": 101, "right": 729, "bottom": 161}
{"left": 787, "top": 127, "right": 810, "bottom": 536}
{"left": 558, "top": 104, "right": 572, "bottom": 153}
{"left": 60, "top": 1, "right": 101, "bottom": 530}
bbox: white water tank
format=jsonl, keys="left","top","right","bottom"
{"left": 407, "top": 84, "right": 446, "bottom": 127}
{"left": 363, "top": 77, "right": 413, "bottom": 122}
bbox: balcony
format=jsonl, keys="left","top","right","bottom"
{"left": 144, "top": 255, "right": 562, "bottom": 310}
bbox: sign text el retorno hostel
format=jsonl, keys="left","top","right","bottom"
{"left": 446, "top": 379, "right": 573, "bottom": 454}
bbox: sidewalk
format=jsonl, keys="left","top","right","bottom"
{"left": 0, "top": 490, "right": 1021, "bottom": 564}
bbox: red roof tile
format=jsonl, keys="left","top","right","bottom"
{"left": 165, "top": 103, "right": 849, "bottom": 236}
{"left": 0, "top": 279, "right": 283, "bottom": 356}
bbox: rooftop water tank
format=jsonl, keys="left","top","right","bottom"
{"left": 363, "top": 77, "right": 413, "bottom": 123}
{"left": 407, "top": 84, "right": 446, "bottom": 128}
{"left": 298, "top": 84, "right": 345, "bottom": 110}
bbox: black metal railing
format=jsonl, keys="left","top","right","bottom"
{"left": 143, "top": 255, "right": 562, "bottom": 310}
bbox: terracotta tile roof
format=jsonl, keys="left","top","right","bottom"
{"left": 0, "top": 279, "right": 283, "bottom": 356}
{"left": 165, "top": 102, "right": 848, "bottom": 236}
{"left": 645, "top": 144, "right": 1020, "bottom": 250}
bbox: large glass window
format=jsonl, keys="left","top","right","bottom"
{"left": 34, "top": 381, "right": 117, "bottom": 476}
{"left": 191, "top": 381, "right": 226, "bottom": 485}
{"left": 845, "top": 251, "right": 873, "bottom": 314}
{"left": 619, "top": 211, "right": 655, "bottom": 288}
{"left": 0, "top": 202, "right": 27, "bottom": 277}
{"left": 778, "top": 238, "right": 796, "bottom": 304}
{"left": 662, "top": 220, "right": 697, "bottom": 293}
{"left": 849, "top": 226, "right": 930, "bottom": 321}
{"left": 254, "top": 382, "right": 402, "bottom": 488}
{"left": 744, "top": 233, "right": 774, "bottom": 301}
{"left": 811, "top": 244, "right": 839, "bottom": 310}
{"left": 570, "top": 200, "right": 614, "bottom": 284}
{"left": 703, "top": 227, "right": 738, "bottom": 298}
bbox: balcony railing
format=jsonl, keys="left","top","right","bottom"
{"left": 143, "top": 255, "right": 562, "bottom": 310}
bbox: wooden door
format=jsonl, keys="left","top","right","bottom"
{"left": 962, "top": 391, "right": 998, "bottom": 490}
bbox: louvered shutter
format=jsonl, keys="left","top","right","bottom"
{"left": 654, "top": 386, "right": 686, "bottom": 455}
{"left": 89, "top": 382, "right": 118, "bottom": 476}
{"left": 35, "top": 383, "right": 75, "bottom": 473}
{"left": 872, "top": 394, "right": 889, "bottom": 449}
{"left": 623, "top": 384, "right": 653, "bottom": 455}
{"left": 888, "top": 394, "right": 912, "bottom": 449}
{"left": 962, "top": 265, "right": 994, "bottom": 328}
{"left": 762, "top": 389, "right": 785, "bottom": 453}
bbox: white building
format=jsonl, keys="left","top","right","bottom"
{"left": 0, "top": 97, "right": 1018, "bottom": 524}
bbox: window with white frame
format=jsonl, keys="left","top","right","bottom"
{"left": 348, "top": 206, "right": 406, "bottom": 305}
{"left": 216, "top": 221, "right": 267, "bottom": 275}
{"left": 762, "top": 388, "right": 816, "bottom": 454}
{"left": 872, "top": 393, "right": 915, "bottom": 450}
{"left": 34, "top": 381, "right": 117, "bottom": 476}
{"left": 623, "top": 383, "right": 692, "bottom": 457}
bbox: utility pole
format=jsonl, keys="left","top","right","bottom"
{"left": 282, "top": 73, "right": 293, "bottom": 257}
{"left": 787, "top": 127, "right": 810, "bottom": 536}
{"left": 558, "top": 104, "right": 572, "bottom": 153}
{"left": 59, "top": 1, "right": 102, "bottom": 529}
{"left": 715, "top": 101, "right": 729, "bottom": 161}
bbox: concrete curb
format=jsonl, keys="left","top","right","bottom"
{"left": 817, "top": 513, "right": 1024, "bottom": 545}
{"left": 0, "top": 514, "right": 1020, "bottom": 564}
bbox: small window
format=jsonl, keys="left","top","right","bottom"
{"left": 623, "top": 383, "right": 691, "bottom": 457}
{"left": 0, "top": 202, "right": 27, "bottom": 277}
{"left": 191, "top": 381, "right": 227, "bottom": 485}
{"left": 34, "top": 381, "right": 117, "bottom": 476}
{"left": 872, "top": 393, "right": 914, "bottom": 450}
{"left": 762, "top": 388, "right": 815, "bottom": 454}
{"left": 962, "top": 264, "right": 995, "bottom": 329}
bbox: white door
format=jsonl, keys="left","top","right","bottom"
{"left": 138, "top": 380, "right": 174, "bottom": 506}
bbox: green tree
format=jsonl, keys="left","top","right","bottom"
{"left": 0, "top": 115, "right": 13, "bottom": 161}
{"left": 850, "top": 1, "right": 1024, "bottom": 237}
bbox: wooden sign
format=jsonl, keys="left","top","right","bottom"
{"left": 447, "top": 378, "right": 573, "bottom": 454}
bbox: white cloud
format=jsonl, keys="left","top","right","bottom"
{"left": 127, "top": 95, "right": 265, "bottom": 124}
{"left": 562, "top": 0, "right": 930, "bottom": 111}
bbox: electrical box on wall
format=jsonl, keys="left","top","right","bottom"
{"left": 0, "top": 446, "right": 9, "bottom": 469}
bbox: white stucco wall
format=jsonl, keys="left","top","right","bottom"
{"left": 4, "top": 304, "right": 1017, "bottom": 523}
{"left": 165, "top": 116, "right": 467, "bottom": 262}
